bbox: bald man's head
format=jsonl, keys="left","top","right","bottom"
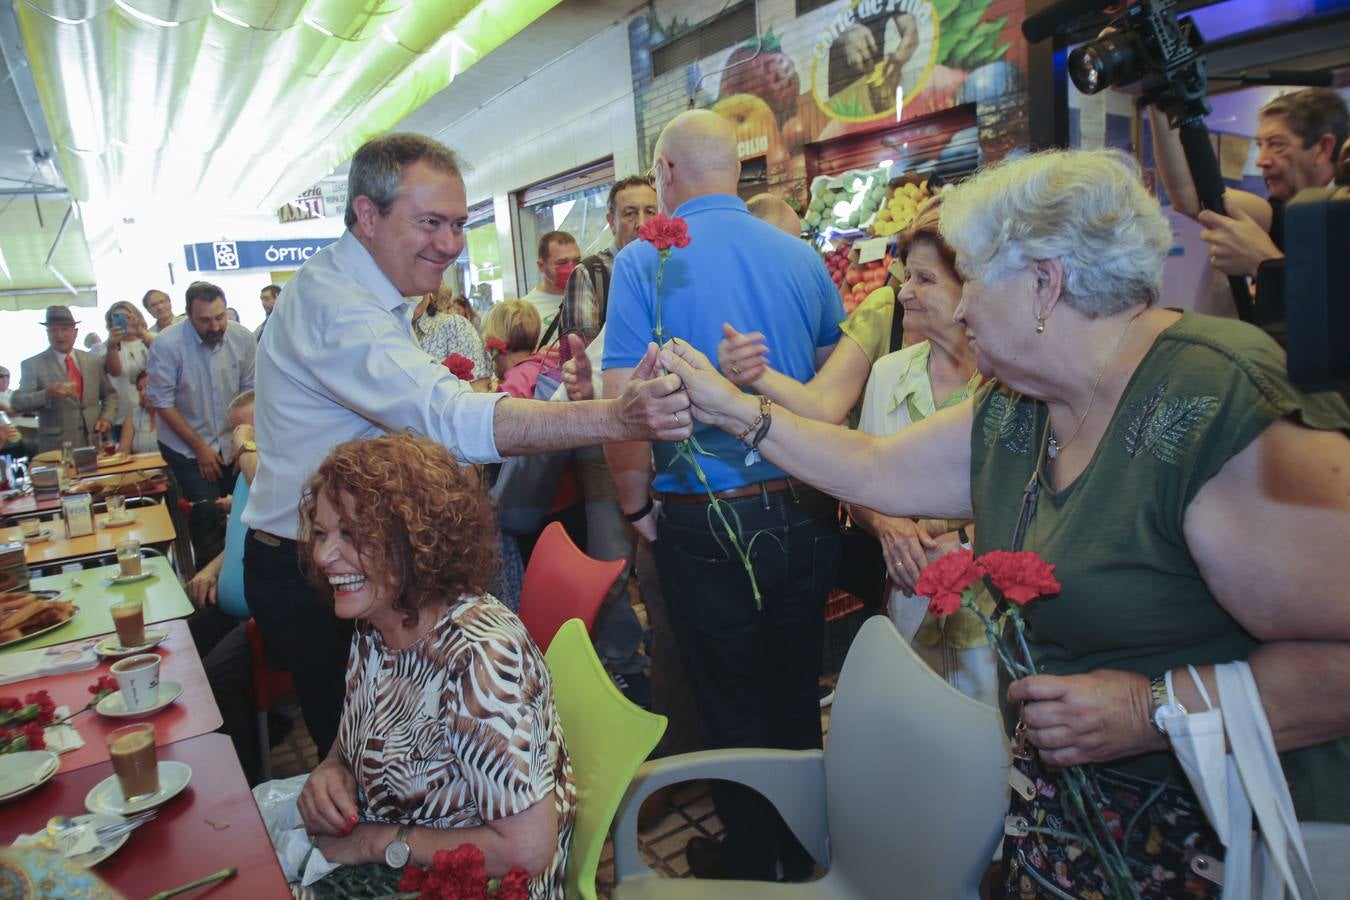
{"left": 747, "top": 193, "right": 801, "bottom": 235}
{"left": 652, "top": 110, "right": 741, "bottom": 211}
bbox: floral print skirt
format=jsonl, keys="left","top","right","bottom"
{"left": 1002, "top": 751, "right": 1223, "bottom": 899}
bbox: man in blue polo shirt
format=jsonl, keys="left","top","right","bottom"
{"left": 602, "top": 109, "right": 844, "bottom": 882}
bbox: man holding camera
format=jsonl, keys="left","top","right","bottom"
{"left": 1150, "top": 88, "right": 1348, "bottom": 283}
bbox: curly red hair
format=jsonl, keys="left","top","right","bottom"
{"left": 298, "top": 432, "right": 499, "bottom": 625}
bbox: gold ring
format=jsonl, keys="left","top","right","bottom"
{"left": 731, "top": 364, "right": 741, "bottom": 375}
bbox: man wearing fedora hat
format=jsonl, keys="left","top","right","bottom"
{"left": 12, "top": 305, "right": 119, "bottom": 452}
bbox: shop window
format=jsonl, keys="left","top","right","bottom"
{"left": 514, "top": 160, "right": 615, "bottom": 294}
{"left": 652, "top": 2, "right": 756, "bottom": 77}
{"left": 454, "top": 201, "right": 501, "bottom": 307}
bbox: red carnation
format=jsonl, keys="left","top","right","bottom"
{"left": 396, "top": 866, "right": 427, "bottom": 893}
{"left": 637, "top": 214, "right": 691, "bottom": 251}
{"left": 978, "top": 550, "right": 1061, "bottom": 606}
{"left": 496, "top": 868, "right": 531, "bottom": 900}
{"left": 484, "top": 337, "right": 508, "bottom": 357}
{"left": 914, "top": 548, "right": 984, "bottom": 618}
{"left": 177, "top": 498, "right": 193, "bottom": 516}
{"left": 21, "top": 721, "right": 45, "bottom": 750}
{"left": 443, "top": 353, "right": 477, "bottom": 382}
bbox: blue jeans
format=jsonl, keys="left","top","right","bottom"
{"left": 655, "top": 482, "right": 840, "bottom": 881}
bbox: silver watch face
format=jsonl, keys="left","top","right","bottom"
{"left": 385, "top": 840, "right": 410, "bottom": 868}
{"left": 1154, "top": 702, "right": 1185, "bottom": 733}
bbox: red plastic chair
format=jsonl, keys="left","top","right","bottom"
{"left": 517, "top": 521, "right": 626, "bottom": 653}
{"left": 245, "top": 617, "right": 295, "bottom": 781}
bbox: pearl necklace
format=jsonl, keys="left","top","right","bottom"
{"left": 1047, "top": 312, "right": 1142, "bottom": 460}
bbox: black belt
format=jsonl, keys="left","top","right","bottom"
{"left": 248, "top": 528, "right": 297, "bottom": 549}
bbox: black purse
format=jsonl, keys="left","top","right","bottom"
{"left": 833, "top": 287, "right": 905, "bottom": 611}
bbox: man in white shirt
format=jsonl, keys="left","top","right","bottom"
{"left": 243, "top": 132, "right": 692, "bottom": 756}
{"left": 520, "top": 230, "right": 581, "bottom": 341}
{"left": 254, "top": 284, "right": 280, "bottom": 340}
{"left": 142, "top": 289, "right": 183, "bottom": 333}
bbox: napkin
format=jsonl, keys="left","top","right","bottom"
{"left": 12, "top": 825, "right": 99, "bottom": 858}
{"left": 43, "top": 706, "right": 85, "bottom": 754}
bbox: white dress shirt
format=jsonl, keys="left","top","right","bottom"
{"left": 145, "top": 320, "right": 256, "bottom": 461}
{"left": 243, "top": 230, "right": 505, "bottom": 539}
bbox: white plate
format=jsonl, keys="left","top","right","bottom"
{"left": 96, "top": 454, "right": 132, "bottom": 467}
{"left": 95, "top": 681, "right": 182, "bottom": 718}
{"left": 43, "top": 813, "right": 130, "bottom": 868}
{"left": 84, "top": 761, "right": 191, "bottom": 815}
{"left": 97, "top": 513, "right": 138, "bottom": 529}
{"left": 0, "top": 750, "right": 59, "bottom": 803}
{"left": 94, "top": 627, "right": 169, "bottom": 658}
{"left": 20, "top": 528, "right": 52, "bottom": 544}
{"left": 103, "top": 569, "right": 154, "bottom": 586}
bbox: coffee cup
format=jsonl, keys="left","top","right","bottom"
{"left": 19, "top": 518, "right": 40, "bottom": 539}
{"left": 110, "top": 653, "right": 160, "bottom": 711}
{"left": 106, "top": 495, "right": 127, "bottom": 521}
{"left": 106, "top": 723, "right": 158, "bottom": 800}
{"left": 110, "top": 598, "right": 145, "bottom": 648}
{"left": 116, "top": 538, "right": 142, "bottom": 577}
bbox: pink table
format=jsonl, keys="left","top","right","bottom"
{"left": 13, "top": 619, "right": 222, "bottom": 772}
{"left": 0, "top": 732, "right": 290, "bottom": 898}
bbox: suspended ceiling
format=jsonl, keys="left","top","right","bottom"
{"left": 13, "top": 0, "right": 564, "bottom": 214}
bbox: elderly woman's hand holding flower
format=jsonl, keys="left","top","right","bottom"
{"left": 659, "top": 338, "right": 758, "bottom": 430}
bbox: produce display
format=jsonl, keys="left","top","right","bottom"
{"left": 803, "top": 169, "right": 887, "bottom": 235}
{"left": 842, "top": 254, "right": 892, "bottom": 314}
{"left": 872, "top": 180, "right": 934, "bottom": 236}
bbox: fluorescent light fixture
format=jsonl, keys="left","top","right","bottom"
{"left": 303, "top": 16, "right": 336, "bottom": 38}
{"left": 113, "top": 0, "right": 181, "bottom": 28}
{"left": 0, "top": 246, "right": 10, "bottom": 282}
{"left": 210, "top": 2, "right": 250, "bottom": 29}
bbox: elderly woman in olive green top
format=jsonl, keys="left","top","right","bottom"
{"left": 662, "top": 149, "right": 1350, "bottom": 896}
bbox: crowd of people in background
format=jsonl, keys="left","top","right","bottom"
{"left": 0, "top": 86, "right": 1346, "bottom": 899}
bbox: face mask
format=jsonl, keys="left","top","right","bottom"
{"left": 553, "top": 262, "right": 577, "bottom": 285}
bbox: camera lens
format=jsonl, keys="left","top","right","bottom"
{"left": 1069, "top": 35, "right": 1141, "bottom": 94}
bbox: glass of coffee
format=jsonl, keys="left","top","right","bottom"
{"left": 106, "top": 723, "right": 159, "bottom": 801}
{"left": 106, "top": 495, "right": 127, "bottom": 522}
{"left": 116, "top": 538, "right": 142, "bottom": 578}
{"left": 110, "top": 598, "right": 145, "bottom": 648}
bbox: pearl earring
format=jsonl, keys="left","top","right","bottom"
{"left": 1035, "top": 317, "right": 1046, "bottom": 334}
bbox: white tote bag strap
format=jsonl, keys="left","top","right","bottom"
{"left": 1215, "top": 662, "right": 1321, "bottom": 900}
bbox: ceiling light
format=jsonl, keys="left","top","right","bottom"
{"left": 210, "top": 3, "right": 250, "bottom": 29}
{"left": 112, "top": 0, "right": 181, "bottom": 28}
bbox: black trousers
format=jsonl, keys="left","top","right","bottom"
{"left": 655, "top": 482, "right": 840, "bottom": 881}
{"left": 243, "top": 530, "right": 352, "bottom": 759}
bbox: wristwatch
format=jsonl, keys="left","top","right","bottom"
{"left": 1150, "top": 673, "right": 1186, "bottom": 734}
{"left": 384, "top": 825, "right": 411, "bottom": 868}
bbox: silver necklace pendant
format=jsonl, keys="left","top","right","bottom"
{"left": 744, "top": 448, "right": 761, "bottom": 466}
{"left": 1047, "top": 431, "right": 1059, "bottom": 459}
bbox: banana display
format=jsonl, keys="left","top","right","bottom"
{"left": 872, "top": 180, "right": 934, "bottom": 236}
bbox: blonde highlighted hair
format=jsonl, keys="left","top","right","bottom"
{"left": 481, "top": 300, "right": 540, "bottom": 353}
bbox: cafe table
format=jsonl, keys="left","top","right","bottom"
{"left": 1, "top": 477, "right": 170, "bottom": 521}
{"left": 3, "top": 502, "right": 177, "bottom": 570}
{"left": 0, "top": 732, "right": 291, "bottom": 898}
{"left": 0, "top": 557, "right": 193, "bottom": 656}
{"left": 5, "top": 620, "right": 222, "bottom": 772}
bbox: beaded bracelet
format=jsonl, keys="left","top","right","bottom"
{"left": 733, "top": 395, "right": 771, "bottom": 445}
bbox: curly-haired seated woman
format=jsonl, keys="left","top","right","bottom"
{"left": 295, "top": 432, "right": 576, "bottom": 898}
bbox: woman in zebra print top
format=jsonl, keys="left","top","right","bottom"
{"left": 294, "top": 433, "right": 576, "bottom": 899}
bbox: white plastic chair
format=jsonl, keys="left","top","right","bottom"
{"left": 610, "top": 616, "right": 1010, "bottom": 899}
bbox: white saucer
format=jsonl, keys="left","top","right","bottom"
{"left": 0, "top": 750, "right": 59, "bottom": 803}
{"left": 47, "top": 813, "right": 130, "bottom": 868}
{"left": 104, "top": 568, "right": 154, "bottom": 585}
{"left": 96, "top": 681, "right": 182, "bottom": 718}
{"left": 85, "top": 760, "right": 191, "bottom": 815}
{"left": 20, "top": 528, "right": 52, "bottom": 544}
{"left": 98, "top": 513, "right": 138, "bottom": 529}
{"left": 95, "top": 627, "right": 169, "bottom": 658}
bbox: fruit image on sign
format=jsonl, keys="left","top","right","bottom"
{"left": 810, "top": 0, "right": 939, "bottom": 121}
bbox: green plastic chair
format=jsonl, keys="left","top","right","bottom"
{"left": 546, "top": 618, "right": 667, "bottom": 900}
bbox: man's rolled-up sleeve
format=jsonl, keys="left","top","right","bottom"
{"left": 144, "top": 337, "right": 178, "bottom": 410}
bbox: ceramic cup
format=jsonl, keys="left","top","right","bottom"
{"left": 110, "top": 653, "right": 161, "bottom": 712}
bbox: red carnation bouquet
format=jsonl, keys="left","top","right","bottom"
{"left": 442, "top": 354, "right": 477, "bottom": 382}
{"left": 0, "top": 677, "right": 118, "bottom": 754}
{"left": 397, "top": 844, "right": 530, "bottom": 900}
{"left": 916, "top": 550, "right": 1137, "bottom": 898}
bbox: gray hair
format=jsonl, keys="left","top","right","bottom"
{"left": 345, "top": 133, "right": 463, "bottom": 229}
{"left": 939, "top": 149, "right": 1173, "bottom": 317}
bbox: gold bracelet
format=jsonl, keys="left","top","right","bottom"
{"left": 733, "top": 396, "right": 771, "bottom": 445}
